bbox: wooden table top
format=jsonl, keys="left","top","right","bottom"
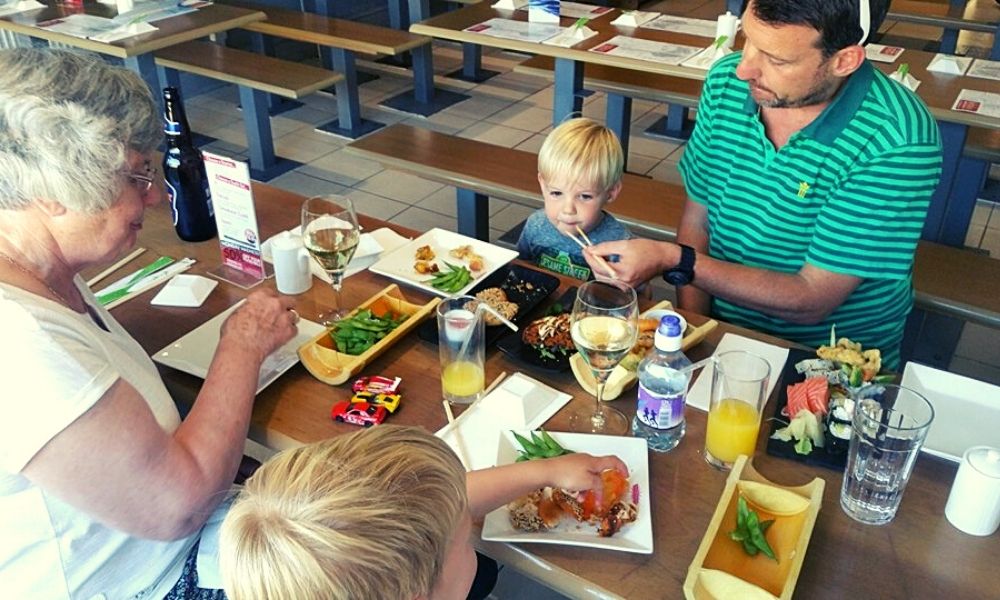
{"left": 412, "top": 2, "right": 1000, "bottom": 130}
{"left": 0, "top": 0, "right": 263, "bottom": 57}
{"left": 98, "top": 181, "right": 998, "bottom": 600}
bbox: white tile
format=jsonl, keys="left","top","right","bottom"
{"left": 948, "top": 356, "right": 1000, "bottom": 387}
{"left": 413, "top": 110, "right": 478, "bottom": 135}
{"left": 390, "top": 205, "right": 458, "bottom": 233}
{"left": 269, "top": 171, "right": 347, "bottom": 199}
{"left": 356, "top": 170, "right": 445, "bottom": 205}
{"left": 646, "top": 159, "right": 686, "bottom": 186}
{"left": 203, "top": 122, "right": 247, "bottom": 147}
{"left": 964, "top": 223, "right": 985, "bottom": 249}
{"left": 514, "top": 133, "right": 547, "bottom": 154}
{"left": 489, "top": 203, "right": 536, "bottom": 232}
{"left": 627, "top": 131, "right": 679, "bottom": 160}
{"left": 415, "top": 186, "right": 460, "bottom": 218}
{"left": 972, "top": 199, "right": 993, "bottom": 227}
{"left": 342, "top": 188, "right": 408, "bottom": 222}
{"left": 625, "top": 153, "right": 659, "bottom": 176}
{"left": 522, "top": 86, "right": 555, "bottom": 108}
{"left": 457, "top": 122, "right": 535, "bottom": 148}
{"left": 440, "top": 93, "right": 515, "bottom": 121}
{"left": 954, "top": 322, "right": 1000, "bottom": 366}
{"left": 980, "top": 227, "right": 1000, "bottom": 257}
{"left": 485, "top": 104, "right": 554, "bottom": 132}
{"left": 305, "top": 148, "right": 384, "bottom": 186}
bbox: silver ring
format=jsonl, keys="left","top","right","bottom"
{"left": 288, "top": 308, "right": 300, "bottom": 324}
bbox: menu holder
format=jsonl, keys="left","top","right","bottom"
{"left": 684, "top": 456, "right": 824, "bottom": 600}
{"left": 297, "top": 284, "right": 440, "bottom": 385}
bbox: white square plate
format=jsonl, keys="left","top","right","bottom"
{"left": 481, "top": 431, "right": 653, "bottom": 554}
{"left": 368, "top": 228, "right": 518, "bottom": 297}
{"left": 901, "top": 362, "right": 1000, "bottom": 462}
{"left": 152, "top": 300, "right": 326, "bottom": 394}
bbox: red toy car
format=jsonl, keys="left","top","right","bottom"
{"left": 331, "top": 401, "right": 388, "bottom": 427}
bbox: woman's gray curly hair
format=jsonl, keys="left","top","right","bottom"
{"left": 0, "top": 48, "right": 162, "bottom": 214}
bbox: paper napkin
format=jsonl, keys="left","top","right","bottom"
{"left": 681, "top": 40, "right": 733, "bottom": 70}
{"left": 150, "top": 274, "right": 217, "bottom": 307}
{"left": 492, "top": 0, "right": 527, "bottom": 9}
{"left": 543, "top": 18, "right": 596, "bottom": 47}
{"left": 684, "top": 333, "right": 789, "bottom": 412}
{"left": 927, "top": 53, "right": 972, "bottom": 75}
{"left": 610, "top": 10, "right": 658, "bottom": 28}
{"left": 435, "top": 373, "right": 573, "bottom": 471}
{"left": 889, "top": 66, "right": 921, "bottom": 91}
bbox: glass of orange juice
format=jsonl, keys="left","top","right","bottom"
{"left": 437, "top": 296, "right": 486, "bottom": 404}
{"left": 704, "top": 351, "right": 771, "bottom": 470}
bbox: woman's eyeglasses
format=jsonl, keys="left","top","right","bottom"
{"left": 126, "top": 162, "right": 158, "bottom": 195}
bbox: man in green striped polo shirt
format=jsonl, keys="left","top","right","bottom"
{"left": 585, "top": 0, "right": 942, "bottom": 368}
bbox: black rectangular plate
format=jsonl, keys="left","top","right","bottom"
{"left": 495, "top": 287, "right": 578, "bottom": 373}
{"left": 417, "top": 264, "right": 560, "bottom": 348}
{"left": 765, "top": 348, "right": 848, "bottom": 471}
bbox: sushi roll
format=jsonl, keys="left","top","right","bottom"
{"left": 826, "top": 421, "right": 852, "bottom": 452}
{"left": 829, "top": 395, "right": 854, "bottom": 423}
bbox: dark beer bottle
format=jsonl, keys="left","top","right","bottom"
{"left": 162, "top": 87, "right": 216, "bottom": 242}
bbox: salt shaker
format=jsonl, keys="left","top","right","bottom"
{"left": 945, "top": 446, "right": 1000, "bottom": 536}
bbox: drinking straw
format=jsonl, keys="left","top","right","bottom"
{"left": 441, "top": 400, "right": 472, "bottom": 470}
{"left": 86, "top": 247, "right": 146, "bottom": 286}
{"left": 456, "top": 302, "right": 517, "bottom": 364}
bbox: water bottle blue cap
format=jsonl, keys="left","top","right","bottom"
{"left": 658, "top": 315, "right": 682, "bottom": 337}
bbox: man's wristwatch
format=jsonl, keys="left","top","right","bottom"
{"left": 663, "top": 244, "right": 696, "bottom": 286}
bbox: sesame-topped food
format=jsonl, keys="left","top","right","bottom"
{"left": 521, "top": 313, "right": 574, "bottom": 360}
{"left": 465, "top": 287, "right": 518, "bottom": 326}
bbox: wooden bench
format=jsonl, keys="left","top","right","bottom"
{"left": 344, "top": 123, "right": 1000, "bottom": 365}
{"left": 219, "top": 0, "right": 468, "bottom": 128}
{"left": 154, "top": 40, "right": 343, "bottom": 181}
{"left": 886, "top": 0, "right": 1000, "bottom": 58}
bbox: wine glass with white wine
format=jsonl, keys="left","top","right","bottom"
{"left": 567, "top": 279, "right": 638, "bottom": 435}
{"left": 301, "top": 195, "right": 360, "bottom": 324}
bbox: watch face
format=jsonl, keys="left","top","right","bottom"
{"left": 664, "top": 269, "right": 691, "bottom": 286}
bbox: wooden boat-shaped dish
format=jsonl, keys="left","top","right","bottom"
{"left": 298, "top": 284, "right": 440, "bottom": 385}
{"left": 683, "top": 456, "right": 824, "bottom": 600}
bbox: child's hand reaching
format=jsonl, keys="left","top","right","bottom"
{"left": 544, "top": 452, "right": 627, "bottom": 494}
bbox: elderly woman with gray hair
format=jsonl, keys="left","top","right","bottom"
{"left": 0, "top": 49, "right": 298, "bottom": 598}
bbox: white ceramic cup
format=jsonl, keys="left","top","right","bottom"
{"left": 945, "top": 445, "right": 1000, "bottom": 536}
{"left": 271, "top": 232, "right": 312, "bottom": 295}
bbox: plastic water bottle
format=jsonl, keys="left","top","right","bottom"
{"left": 632, "top": 315, "right": 691, "bottom": 452}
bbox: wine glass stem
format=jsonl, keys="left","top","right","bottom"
{"left": 592, "top": 379, "right": 607, "bottom": 429}
{"left": 329, "top": 273, "right": 344, "bottom": 314}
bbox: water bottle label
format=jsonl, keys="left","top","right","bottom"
{"left": 636, "top": 383, "right": 684, "bottom": 429}
{"left": 164, "top": 119, "right": 182, "bottom": 136}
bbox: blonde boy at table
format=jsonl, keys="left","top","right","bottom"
{"left": 517, "top": 117, "right": 632, "bottom": 281}
{"left": 218, "top": 425, "right": 625, "bottom": 600}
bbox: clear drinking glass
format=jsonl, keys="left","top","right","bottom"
{"left": 841, "top": 384, "right": 935, "bottom": 525}
{"left": 301, "top": 195, "right": 360, "bottom": 324}
{"left": 437, "top": 296, "right": 486, "bottom": 405}
{"left": 703, "top": 351, "right": 771, "bottom": 470}
{"left": 567, "top": 280, "right": 638, "bottom": 435}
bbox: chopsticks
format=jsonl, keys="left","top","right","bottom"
{"left": 86, "top": 247, "right": 146, "bottom": 287}
{"left": 442, "top": 371, "right": 508, "bottom": 471}
{"left": 563, "top": 225, "right": 619, "bottom": 280}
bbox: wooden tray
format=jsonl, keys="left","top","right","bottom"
{"left": 298, "top": 284, "right": 440, "bottom": 385}
{"left": 683, "top": 456, "right": 824, "bottom": 600}
{"left": 570, "top": 300, "right": 719, "bottom": 400}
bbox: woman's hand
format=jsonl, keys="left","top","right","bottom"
{"left": 544, "top": 452, "right": 628, "bottom": 493}
{"left": 583, "top": 239, "right": 679, "bottom": 288}
{"left": 220, "top": 289, "right": 298, "bottom": 363}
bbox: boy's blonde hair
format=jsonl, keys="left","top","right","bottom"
{"left": 537, "top": 117, "right": 624, "bottom": 194}
{"left": 218, "top": 425, "right": 468, "bottom": 600}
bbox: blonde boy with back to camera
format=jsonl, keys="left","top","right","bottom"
{"left": 517, "top": 117, "right": 632, "bottom": 281}
{"left": 218, "top": 425, "right": 625, "bottom": 600}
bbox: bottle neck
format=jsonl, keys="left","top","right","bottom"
{"left": 654, "top": 332, "right": 682, "bottom": 353}
{"left": 163, "top": 89, "right": 194, "bottom": 148}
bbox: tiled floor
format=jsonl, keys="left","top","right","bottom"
{"left": 189, "top": 30, "right": 1000, "bottom": 597}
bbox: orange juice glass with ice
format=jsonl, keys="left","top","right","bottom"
{"left": 704, "top": 351, "right": 771, "bottom": 470}
{"left": 437, "top": 296, "right": 486, "bottom": 404}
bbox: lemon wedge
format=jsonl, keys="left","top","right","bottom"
{"left": 737, "top": 481, "right": 810, "bottom": 516}
{"left": 698, "top": 569, "right": 779, "bottom": 600}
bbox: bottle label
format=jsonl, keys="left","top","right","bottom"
{"left": 165, "top": 179, "right": 180, "bottom": 226}
{"left": 636, "top": 383, "right": 684, "bottom": 430}
{"left": 164, "top": 119, "right": 182, "bottom": 136}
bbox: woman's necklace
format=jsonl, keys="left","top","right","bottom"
{"left": 0, "top": 251, "right": 76, "bottom": 309}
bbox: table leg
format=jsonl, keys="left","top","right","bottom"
{"left": 250, "top": 32, "right": 302, "bottom": 116}
{"left": 605, "top": 93, "right": 632, "bottom": 171}
{"left": 446, "top": 43, "right": 501, "bottom": 83}
{"left": 553, "top": 58, "right": 584, "bottom": 126}
{"left": 991, "top": 29, "right": 1000, "bottom": 60}
{"left": 316, "top": 48, "right": 385, "bottom": 139}
{"left": 644, "top": 104, "right": 694, "bottom": 140}
{"left": 456, "top": 188, "right": 490, "bottom": 241}
{"left": 124, "top": 53, "right": 163, "bottom": 113}
{"left": 939, "top": 28, "right": 958, "bottom": 55}
{"left": 239, "top": 85, "right": 300, "bottom": 181}
{"left": 381, "top": 43, "right": 470, "bottom": 117}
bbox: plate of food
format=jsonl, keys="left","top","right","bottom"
{"left": 417, "top": 264, "right": 560, "bottom": 347}
{"left": 368, "top": 228, "right": 518, "bottom": 297}
{"left": 684, "top": 456, "right": 823, "bottom": 600}
{"left": 481, "top": 430, "right": 653, "bottom": 554}
{"left": 765, "top": 337, "right": 895, "bottom": 470}
{"left": 495, "top": 288, "right": 577, "bottom": 372}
